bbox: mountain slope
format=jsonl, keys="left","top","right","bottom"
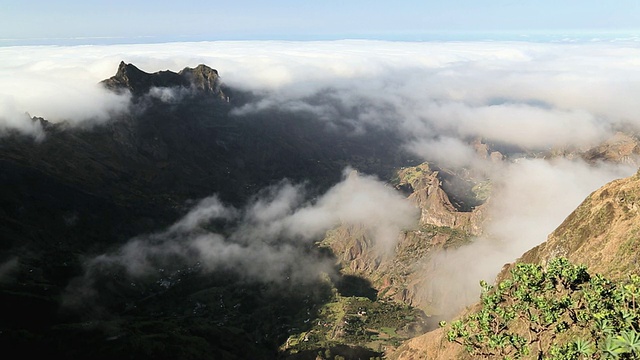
{"left": 388, "top": 168, "right": 640, "bottom": 359}
{"left": 321, "top": 162, "right": 487, "bottom": 318}
{"left": 0, "top": 62, "right": 417, "bottom": 359}
{"left": 517, "top": 169, "right": 640, "bottom": 279}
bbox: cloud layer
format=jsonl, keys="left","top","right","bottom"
{"left": 65, "top": 170, "right": 418, "bottom": 304}
{"left": 3, "top": 40, "right": 640, "bottom": 149}
{"left": 4, "top": 40, "right": 640, "bottom": 316}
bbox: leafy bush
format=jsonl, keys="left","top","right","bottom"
{"left": 444, "top": 258, "right": 640, "bottom": 359}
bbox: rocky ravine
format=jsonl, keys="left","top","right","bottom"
{"left": 321, "top": 162, "right": 488, "bottom": 317}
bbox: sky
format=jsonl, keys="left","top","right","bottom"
{"left": 2, "top": 0, "right": 640, "bottom": 44}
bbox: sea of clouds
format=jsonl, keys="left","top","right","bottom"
{"left": 3, "top": 40, "right": 639, "bottom": 314}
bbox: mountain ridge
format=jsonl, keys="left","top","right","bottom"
{"left": 102, "top": 61, "right": 227, "bottom": 100}
{"left": 0, "top": 62, "right": 417, "bottom": 359}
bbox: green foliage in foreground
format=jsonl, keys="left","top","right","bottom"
{"left": 444, "top": 258, "right": 640, "bottom": 359}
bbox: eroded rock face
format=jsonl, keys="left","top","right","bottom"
{"left": 102, "top": 61, "right": 227, "bottom": 100}
{"left": 582, "top": 132, "right": 640, "bottom": 166}
{"left": 321, "top": 163, "right": 488, "bottom": 314}
{"left": 400, "top": 165, "right": 486, "bottom": 237}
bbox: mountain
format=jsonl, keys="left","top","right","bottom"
{"left": 320, "top": 162, "right": 487, "bottom": 314}
{"left": 102, "top": 61, "right": 227, "bottom": 99}
{"left": 387, "top": 166, "right": 640, "bottom": 359}
{"left": 0, "top": 62, "right": 420, "bottom": 359}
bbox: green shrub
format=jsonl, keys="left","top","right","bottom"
{"left": 445, "top": 258, "right": 640, "bottom": 359}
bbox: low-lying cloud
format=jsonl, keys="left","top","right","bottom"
{"left": 3, "top": 40, "right": 640, "bottom": 149}
{"left": 0, "top": 49, "right": 131, "bottom": 134}
{"left": 423, "top": 158, "right": 636, "bottom": 318}
{"left": 65, "top": 169, "right": 418, "bottom": 304}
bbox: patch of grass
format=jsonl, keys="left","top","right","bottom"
{"left": 281, "top": 291, "right": 426, "bottom": 355}
{"left": 380, "top": 327, "right": 397, "bottom": 337}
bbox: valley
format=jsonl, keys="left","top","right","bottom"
{"left": 1, "top": 61, "right": 639, "bottom": 360}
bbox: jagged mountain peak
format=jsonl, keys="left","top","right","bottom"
{"left": 101, "top": 61, "right": 226, "bottom": 99}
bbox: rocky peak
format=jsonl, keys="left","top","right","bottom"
{"left": 101, "top": 61, "right": 226, "bottom": 100}
{"left": 395, "top": 163, "right": 487, "bottom": 236}
{"left": 179, "top": 64, "right": 222, "bottom": 95}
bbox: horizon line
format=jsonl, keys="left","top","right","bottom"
{"left": 2, "top": 29, "right": 640, "bottom": 47}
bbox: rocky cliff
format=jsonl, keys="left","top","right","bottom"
{"left": 321, "top": 163, "right": 487, "bottom": 316}
{"left": 102, "top": 61, "right": 227, "bottom": 100}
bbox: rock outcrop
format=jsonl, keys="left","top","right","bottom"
{"left": 398, "top": 164, "right": 486, "bottom": 236}
{"left": 102, "top": 61, "right": 227, "bottom": 100}
{"left": 321, "top": 163, "right": 488, "bottom": 315}
{"left": 582, "top": 132, "right": 640, "bottom": 166}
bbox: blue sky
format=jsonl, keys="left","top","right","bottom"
{"left": 2, "top": 0, "right": 640, "bottom": 44}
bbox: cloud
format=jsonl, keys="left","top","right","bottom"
{"left": 168, "top": 195, "right": 237, "bottom": 233}
{"left": 3, "top": 40, "right": 640, "bottom": 146}
{"left": 277, "top": 169, "right": 419, "bottom": 253}
{"left": 0, "top": 257, "right": 19, "bottom": 283}
{"left": 405, "top": 136, "right": 480, "bottom": 169}
{"left": 421, "top": 158, "right": 636, "bottom": 318}
{"left": 65, "top": 169, "right": 418, "bottom": 305}
{"left": 0, "top": 51, "right": 131, "bottom": 136}
{"left": 0, "top": 99, "right": 44, "bottom": 139}
{"left": 414, "top": 101, "right": 610, "bottom": 150}
{"left": 147, "top": 86, "right": 192, "bottom": 103}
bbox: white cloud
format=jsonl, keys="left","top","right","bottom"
{"left": 3, "top": 40, "right": 640, "bottom": 147}
{"left": 0, "top": 257, "right": 19, "bottom": 283}
{"left": 68, "top": 169, "right": 418, "bottom": 303}
{"left": 405, "top": 136, "right": 480, "bottom": 169}
{"left": 414, "top": 101, "right": 610, "bottom": 149}
{"left": 422, "top": 158, "right": 636, "bottom": 318}
{"left": 0, "top": 48, "right": 131, "bottom": 133}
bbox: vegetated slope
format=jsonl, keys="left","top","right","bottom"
{"left": 516, "top": 169, "right": 640, "bottom": 279}
{"left": 388, "top": 166, "right": 640, "bottom": 359}
{"left": 0, "top": 63, "right": 417, "bottom": 359}
{"left": 445, "top": 257, "right": 640, "bottom": 359}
